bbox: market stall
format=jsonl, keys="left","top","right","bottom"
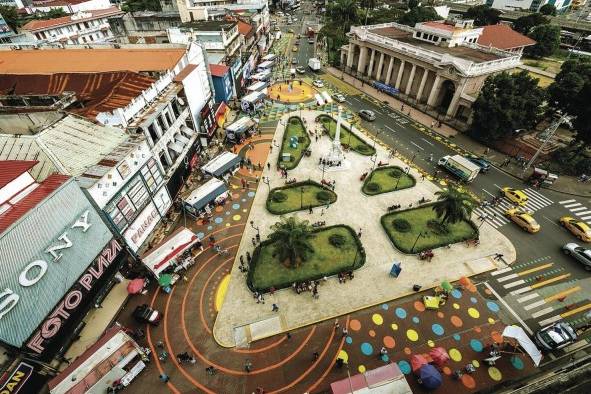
{"left": 247, "top": 81, "right": 268, "bottom": 94}
{"left": 256, "top": 60, "right": 274, "bottom": 72}
{"left": 225, "top": 116, "right": 256, "bottom": 143}
{"left": 141, "top": 227, "right": 198, "bottom": 279}
{"left": 241, "top": 90, "right": 266, "bottom": 113}
{"left": 261, "top": 54, "right": 277, "bottom": 63}
{"left": 330, "top": 363, "right": 412, "bottom": 394}
{"left": 202, "top": 151, "right": 241, "bottom": 178}
{"left": 250, "top": 70, "right": 272, "bottom": 82}
{"left": 182, "top": 177, "right": 229, "bottom": 215}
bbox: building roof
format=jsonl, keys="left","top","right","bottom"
{"left": 173, "top": 64, "right": 197, "bottom": 82}
{"left": 0, "top": 48, "right": 185, "bottom": 74}
{"left": 478, "top": 24, "right": 536, "bottom": 50}
{"left": 181, "top": 20, "right": 236, "bottom": 31}
{"left": 422, "top": 21, "right": 455, "bottom": 32}
{"left": 0, "top": 72, "right": 155, "bottom": 119}
{"left": 0, "top": 172, "right": 70, "bottom": 234}
{"left": 209, "top": 63, "right": 230, "bottom": 77}
{"left": 33, "top": 0, "right": 99, "bottom": 6}
{"left": 22, "top": 7, "right": 124, "bottom": 32}
{"left": 237, "top": 20, "right": 254, "bottom": 38}
{"left": 0, "top": 160, "right": 38, "bottom": 188}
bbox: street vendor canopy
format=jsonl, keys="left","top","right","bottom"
{"left": 183, "top": 177, "right": 229, "bottom": 210}
{"left": 201, "top": 152, "right": 241, "bottom": 177}
{"left": 257, "top": 60, "right": 274, "bottom": 70}
{"left": 262, "top": 54, "right": 277, "bottom": 62}
{"left": 226, "top": 116, "right": 256, "bottom": 134}
{"left": 141, "top": 227, "right": 198, "bottom": 277}
{"left": 247, "top": 81, "right": 268, "bottom": 92}
{"left": 241, "top": 90, "right": 266, "bottom": 103}
{"left": 330, "top": 363, "right": 412, "bottom": 394}
{"left": 250, "top": 70, "right": 271, "bottom": 81}
{"left": 502, "top": 325, "right": 543, "bottom": 366}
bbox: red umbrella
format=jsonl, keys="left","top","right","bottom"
{"left": 410, "top": 354, "right": 428, "bottom": 373}
{"left": 127, "top": 278, "right": 146, "bottom": 294}
{"left": 429, "top": 347, "right": 450, "bottom": 367}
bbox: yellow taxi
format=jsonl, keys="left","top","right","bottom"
{"left": 505, "top": 208, "right": 540, "bottom": 233}
{"left": 559, "top": 217, "right": 591, "bottom": 242}
{"left": 292, "top": 46, "right": 298, "bottom": 52}
{"left": 501, "top": 187, "right": 528, "bottom": 206}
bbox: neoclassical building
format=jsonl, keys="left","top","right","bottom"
{"left": 341, "top": 20, "right": 534, "bottom": 125}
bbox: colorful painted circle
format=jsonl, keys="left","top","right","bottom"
{"left": 232, "top": 203, "right": 240, "bottom": 210}
{"left": 358, "top": 365, "right": 366, "bottom": 373}
{"left": 470, "top": 297, "right": 478, "bottom": 304}
{"left": 248, "top": 191, "right": 255, "bottom": 197}
{"left": 414, "top": 301, "right": 426, "bottom": 312}
{"left": 225, "top": 223, "right": 231, "bottom": 227}
{"left": 470, "top": 339, "right": 484, "bottom": 352}
{"left": 443, "top": 366, "right": 452, "bottom": 376}
{"left": 381, "top": 303, "right": 389, "bottom": 310}
{"left": 487, "top": 301, "right": 500, "bottom": 313}
{"left": 437, "top": 311, "right": 445, "bottom": 318}
{"left": 461, "top": 374, "right": 476, "bottom": 389}
{"left": 449, "top": 348, "right": 462, "bottom": 362}
{"left": 404, "top": 347, "right": 412, "bottom": 355}
{"left": 381, "top": 354, "right": 389, "bottom": 362}
{"left": 215, "top": 206, "right": 224, "bottom": 212}
{"left": 406, "top": 329, "right": 419, "bottom": 342}
{"left": 451, "top": 315, "right": 463, "bottom": 327}
{"left": 242, "top": 198, "right": 247, "bottom": 202}
{"left": 488, "top": 367, "right": 502, "bottom": 381}
{"left": 398, "top": 360, "right": 411, "bottom": 375}
{"left": 372, "top": 314, "right": 384, "bottom": 325}
{"left": 207, "top": 226, "right": 213, "bottom": 231}
{"left": 338, "top": 350, "right": 349, "bottom": 363}
{"left": 225, "top": 211, "right": 231, "bottom": 216}
{"left": 346, "top": 336, "right": 353, "bottom": 344}
{"left": 242, "top": 209, "right": 247, "bottom": 213}
{"left": 431, "top": 323, "right": 445, "bottom": 336}
{"left": 369, "top": 330, "right": 376, "bottom": 338}
{"left": 383, "top": 336, "right": 396, "bottom": 349}
{"left": 391, "top": 323, "right": 399, "bottom": 331}
{"left": 472, "top": 360, "right": 480, "bottom": 368}
{"left": 488, "top": 317, "right": 496, "bottom": 324}
{"left": 453, "top": 333, "right": 461, "bottom": 341}
{"left": 511, "top": 356, "right": 524, "bottom": 370}
{"left": 451, "top": 289, "right": 462, "bottom": 299}
{"left": 395, "top": 307, "right": 407, "bottom": 319}
{"left": 214, "top": 217, "right": 223, "bottom": 224}
{"left": 197, "top": 232, "right": 205, "bottom": 239}
{"left": 453, "top": 303, "right": 460, "bottom": 310}
{"left": 412, "top": 316, "right": 420, "bottom": 324}
{"left": 360, "top": 342, "right": 373, "bottom": 356}
{"left": 427, "top": 340, "right": 435, "bottom": 347}
{"left": 349, "top": 319, "right": 361, "bottom": 331}
{"left": 468, "top": 307, "right": 480, "bottom": 318}
{"left": 233, "top": 215, "right": 241, "bottom": 221}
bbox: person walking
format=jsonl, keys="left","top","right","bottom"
{"left": 342, "top": 327, "right": 348, "bottom": 338}
{"left": 379, "top": 346, "right": 388, "bottom": 360}
{"left": 272, "top": 303, "right": 279, "bottom": 312}
{"left": 244, "top": 359, "right": 253, "bottom": 373}
{"left": 313, "top": 351, "right": 320, "bottom": 360}
{"left": 159, "top": 373, "right": 170, "bottom": 383}
{"left": 357, "top": 228, "right": 362, "bottom": 238}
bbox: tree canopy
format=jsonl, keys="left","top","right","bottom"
{"left": 512, "top": 13, "right": 548, "bottom": 35}
{"left": 432, "top": 187, "right": 475, "bottom": 225}
{"left": 121, "top": 0, "right": 162, "bottom": 12}
{"left": 470, "top": 71, "right": 545, "bottom": 142}
{"left": 539, "top": 4, "right": 557, "bottom": 16}
{"left": 268, "top": 217, "right": 315, "bottom": 268}
{"left": 397, "top": 6, "right": 439, "bottom": 27}
{"left": 465, "top": 5, "right": 501, "bottom": 26}
{"left": 525, "top": 24, "right": 560, "bottom": 58}
{"left": 0, "top": 5, "right": 18, "bottom": 31}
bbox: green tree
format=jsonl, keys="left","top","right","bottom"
{"left": 397, "top": 6, "right": 439, "bottom": 26}
{"left": 465, "top": 5, "right": 501, "bottom": 26}
{"left": 0, "top": 5, "right": 18, "bottom": 31}
{"left": 569, "top": 82, "right": 591, "bottom": 150}
{"left": 268, "top": 217, "right": 315, "bottom": 268}
{"left": 30, "top": 9, "right": 68, "bottom": 20}
{"left": 328, "top": 0, "right": 358, "bottom": 31}
{"left": 432, "top": 187, "right": 475, "bottom": 225}
{"left": 470, "top": 71, "right": 545, "bottom": 142}
{"left": 512, "top": 13, "right": 548, "bottom": 35}
{"left": 526, "top": 24, "right": 560, "bottom": 58}
{"left": 368, "top": 8, "right": 406, "bottom": 24}
{"left": 408, "top": 0, "right": 420, "bottom": 9}
{"left": 539, "top": 4, "right": 557, "bottom": 16}
{"left": 121, "top": 0, "right": 161, "bottom": 12}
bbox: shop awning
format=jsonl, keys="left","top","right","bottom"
{"left": 502, "top": 326, "right": 543, "bottom": 367}
{"left": 262, "top": 54, "right": 276, "bottom": 62}
{"left": 225, "top": 116, "right": 255, "bottom": 134}
{"left": 141, "top": 227, "right": 198, "bottom": 277}
{"left": 241, "top": 90, "right": 266, "bottom": 104}
{"left": 215, "top": 102, "right": 230, "bottom": 127}
{"left": 247, "top": 81, "right": 268, "bottom": 92}
{"left": 257, "top": 60, "right": 274, "bottom": 70}
{"left": 201, "top": 151, "right": 241, "bottom": 177}
{"left": 183, "top": 178, "right": 228, "bottom": 211}
{"left": 250, "top": 70, "right": 271, "bottom": 81}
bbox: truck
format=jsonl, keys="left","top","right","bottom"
{"left": 308, "top": 57, "right": 321, "bottom": 71}
{"left": 437, "top": 154, "right": 480, "bottom": 182}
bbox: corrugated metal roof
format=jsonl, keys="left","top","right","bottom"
{"left": 0, "top": 160, "right": 37, "bottom": 188}
{"left": 0, "top": 135, "right": 58, "bottom": 181}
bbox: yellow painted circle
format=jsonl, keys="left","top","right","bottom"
{"left": 439, "top": 180, "right": 447, "bottom": 186}
{"left": 242, "top": 209, "right": 247, "bottom": 212}
{"left": 338, "top": 350, "right": 349, "bottom": 363}
{"left": 358, "top": 365, "right": 366, "bottom": 373}
{"left": 406, "top": 329, "right": 419, "bottom": 342}
{"left": 449, "top": 348, "right": 462, "bottom": 362}
{"left": 231, "top": 184, "right": 239, "bottom": 189}
{"left": 225, "top": 223, "right": 231, "bottom": 227}
{"left": 232, "top": 215, "right": 241, "bottom": 221}
{"left": 468, "top": 308, "right": 480, "bottom": 319}
{"left": 472, "top": 360, "right": 480, "bottom": 368}
{"left": 427, "top": 340, "right": 435, "bottom": 347}
{"left": 450, "top": 143, "right": 457, "bottom": 147}
{"left": 488, "top": 367, "right": 502, "bottom": 381}
{"left": 453, "top": 303, "right": 460, "bottom": 310}
{"left": 488, "top": 317, "right": 495, "bottom": 324}
{"left": 214, "top": 274, "right": 230, "bottom": 312}
{"left": 391, "top": 323, "right": 398, "bottom": 331}
{"left": 372, "top": 314, "right": 384, "bottom": 325}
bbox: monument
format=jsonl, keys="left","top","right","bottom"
{"left": 319, "top": 106, "right": 350, "bottom": 172}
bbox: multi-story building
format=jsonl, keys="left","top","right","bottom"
{"left": 168, "top": 20, "right": 240, "bottom": 64}
{"left": 341, "top": 19, "right": 532, "bottom": 127}
{"left": 21, "top": 7, "right": 124, "bottom": 44}
{"left": 486, "top": 0, "right": 571, "bottom": 13}
{"left": 107, "top": 10, "right": 182, "bottom": 44}
{"left": 176, "top": 0, "right": 269, "bottom": 22}
{"left": 22, "top": 0, "right": 112, "bottom": 14}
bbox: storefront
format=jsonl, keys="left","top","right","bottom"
{"left": 199, "top": 98, "right": 217, "bottom": 146}
{"left": 224, "top": 116, "right": 257, "bottom": 144}
{"left": 141, "top": 227, "right": 198, "bottom": 278}
{"left": 182, "top": 178, "right": 229, "bottom": 216}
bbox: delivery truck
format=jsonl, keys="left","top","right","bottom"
{"left": 437, "top": 154, "right": 480, "bottom": 182}
{"left": 308, "top": 57, "right": 321, "bottom": 72}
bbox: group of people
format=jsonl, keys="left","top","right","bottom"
{"left": 292, "top": 279, "right": 323, "bottom": 299}
{"left": 337, "top": 271, "right": 354, "bottom": 283}
{"left": 319, "top": 157, "right": 343, "bottom": 168}
{"left": 419, "top": 250, "right": 434, "bottom": 261}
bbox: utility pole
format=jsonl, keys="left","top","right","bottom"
{"left": 522, "top": 112, "right": 572, "bottom": 175}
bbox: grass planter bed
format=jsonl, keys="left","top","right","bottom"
{"left": 381, "top": 204, "right": 478, "bottom": 254}
{"left": 248, "top": 225, "right": 365, "bottom": 292}
{"left": 362, "top": 166, "right": 416, "bottom": 195}
{"left": 316, "top": 114, "right": 375, "bottom": 156}
{"left": 278, "top": 116, "right": 310, "bottom": 170}
{"left": 266, "top": 180, "right": 337, "bottom": 214}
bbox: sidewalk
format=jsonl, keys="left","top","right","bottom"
{"left": 325, "top": 67, "right": 591, "bottom": 197}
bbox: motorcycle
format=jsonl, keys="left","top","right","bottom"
{"left": 285, "top": 178, "right": 297, "bottom": 185}
{"left": 418, "top": 197, "right": 431, "bottom": 204}
{"left": 312, "top": 221, "right": 326, "bottom": 228}
{"left": 387, "top": 204, "right": 401, "bottom": 211}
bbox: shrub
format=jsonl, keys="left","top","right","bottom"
{"left": 272, "top": 191, "right": 288, "bottom": 202}
{"left": 389, "top": 168, "right": 403, "bottom": 178}
{"left": 298, "top": 136, "right": 306, "bottom": 143}
{"left": 357, "top": 145, "right": 371, "bottom": 153}
{"left": 392, "top": 219, "right": 411, "bottom": 233}
{"left": 329, "top": 234, "right": 346, "bottom": 248}
{"left": 366, "top": 182, "right": 381, "bottom": 192}
{"left": 427, "top": 219, "right": 449, "bottom": 235}
{"left": 316, "top": 190, "right": 332, "bottom": 202}
{"left": 290, "top": 118, "right": 299, "bottom": 125}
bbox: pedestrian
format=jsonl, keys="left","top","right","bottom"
{"left": 421, "top": 173, "right": 426, "bottom": 181}
{"left": 196, "top": 239, "right": 204, "bottom": 252}
{"left": 379, "top": 346, "right": 388, "bottom": 360}
{"left": 245, "top": 359, "right": 253, "bottom": 373}
{"left": 240, "top": 255, "right": 244, "bottom": 265}
{"left": 267, "top": 162, "right": 271, "bottom": 171}
{"left": 342, "top": 327, "right": 348, "bottom": 337}
{"left": 313, "top": 351, "right": 320, "bottom": 360}
{"left": 484, "top": 147, "right": 490, "bottom": 155}
{"left": 272, "top": 303, "right": 279, "bottom": 312}
{"left": 252, "top": 237, "right": 257, "bottom": 246}
{"left": 357, "top": 228, "right": 362, "bottom": 238}
{"left": 286, "top": 332, "right": 292, "bottom": 340}
{"left": 336, "top": 358, "right": 345, "bottom": 368}
{"left": 159, "top": 373, "right": 170, "bottom": 383}
{"left": 431, "top": 120, "right": 435, "bottom": 128}
{"left": 258, "top": 162, "right": 262, "bottom": 170}
{"left": 401, "top": 104, "right": 404, "bottom": 111}
{"left": 270, "top": 286, "right": 275, "bottom": 295}
{"left": 309, "top": 206, "right": 313, "bottom": 214}
{"left": 246, "top": 251, "right": 252, "bottom": 263}
{"left": 320, "top": 208, "right": 324, "bottom": 216}
{"left": 334, "top": 319, "right": 340, "bottom": 330}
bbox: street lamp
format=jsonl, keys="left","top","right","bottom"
{"left": 263, "top": 176, "right": 271, "bottom": 192}
{"left": 410, "top": 153, "right": 416, "bottom": 164}
{"left": 411, "top": 231, "right": 429, "bottom": 254}
{"left": 250, "top": 220, "right": 260, "bottom": 240}
{"left": 300, "top": 186, "right": 304, "bottom": 209}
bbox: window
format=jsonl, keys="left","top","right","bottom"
{"left": 165, "top": 111, "right": 174, "bottom": 127}
{"left": 147, "top": 123, "right": 159, "bottom": 144}
{"left": 84, "top": 22, "right": 90, "bottom": 29}
{"left": 141, "top": 158, "right": 164, "bottom": 192}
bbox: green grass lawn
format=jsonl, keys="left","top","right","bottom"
{"left": 266, "top": 181, "right": 337, "bottom": 214}
{"left": 363, "top": 166, "right": 416, "bottom": 195}
{"left": 381, "top": 205, "right": 478, "bottom": 254}
{"left": 249, "top": 225, "right": 364, "bottom": 292}
{"left": 317, "top": 114, "right": 376, "bottom": 156}
{"left": 279, "top": 116, "right": 310, "bottom": 170}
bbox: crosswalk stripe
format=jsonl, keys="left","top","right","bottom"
{"left": 570, "top": 207, "right": 588, "bottom": 212}
{"left": 560, "top": 199, "right": 576, "bottom": 204}
{"left": 491, "top": 267, "right": 512, "bottom": 276}
{"left": 576, "top": 210, "right": 591, "bottom": 216}
{"left": 526, "top": 199, "right": 545, "bottom": 210}
{"left": 497, "top": 273, "right": 518, "bottom": 282}
{"left": 504, "top": 279, "right": 526, "bottom": 289}
{"left": 525, "top": 188, "right": 554, "bottom": 204}
{"left": 510, "top": 286, "right": 533, "bottom": 295}
{"left": 565, "top": 203, "right": 581, "bottom": 208}
{"left": 524, "top": 299, "right": 547, "bottom": 310}
{"left": 517, "top": 293, "right": 540, "bottom": 303}
{"left": 538, "top": 315, "right": 563, "bottom": 327}
{"left": 531, "top": 307, "right": 555, "bottom": 319}
{"left": 580, "top": 215, "right": 591, "bottom": 221}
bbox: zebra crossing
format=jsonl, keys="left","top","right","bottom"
{"left": 474, "top": 188, "right": 554, "bottom": 229}
{"left": 558, "top": 199, "right": 591, "bottom": 221}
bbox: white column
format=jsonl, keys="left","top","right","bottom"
{"left": 404, "top": 64, "right": 416, "bottom": 96}
{"left": 384, "top": 57, "right": 395, "bottom": 85}
{"left": 394, "top": 60, "right": 405, "bottom": 90}
{"left": 416, "top": 68, "right": 429, "bottom": 102}
{"left": 446, "top": 82, "right": 464, "bottom": 117}
{"left": 346, "top": 44, "right": 355, "bottom": 69}
{"left": 375, "top": 52, "right": 385, "bottom": 81}
{"left": 427, "top": 75, "right": 442, "bottom": 107}
{"left": 357, "top": 46, "right": 368, "bottom": 74}
{"left": 367, "top": 49, "right": 376, "bottom": 78}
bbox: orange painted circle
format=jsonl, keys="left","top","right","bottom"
{"left": 232, "top": 193, "right": 240, "bottom": 199}
{"left": 369, "top": 330, "right": 376, "bottom": 337}
{"left": 461, "top": 374, "right": 476, "bottom": 389}
{"left": 404, "top": 347, "right": 412, "bottom": 355}
{"left": 451, "top": 315, "right": 463, "bottom": 327}
{"left": 383, "top": 336, "right": 396, "bottom": 349}
{"left": 474, "top": 326, "right": 482, "bottom": 333}
{"left": 443, "top": 366, "right": 452, "bottom": 376}
{"left": 215, "top": 206, "right": 224, "bottom": 212}
{"left": 491, "top": 331, "right": 503, "bottom": 344}
{"left": 197, "top": 219, "right": 205, "bottom": 225}
{"left": 468, "top": 284, "right": 477, "bottom": 293}
{"left": 414, "top": 301, "right": 426, "bottom": 312}
{"left": 350, "top": 319, "right": 361, "bottom": 331}
{"left": 484, "top": 288, "right": 492, "bottom": 295}
{"left": 437, "top": 311, "right": 445, "bottom": 318}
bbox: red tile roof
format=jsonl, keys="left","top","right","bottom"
{"left": 22, "top": 7, "right": 124, "bottom": 32}
{"left": 173, "top": 64, "right": 197, "bottom": 82}
{"left": 0, "top": 173, "right": 70, "bottom": 234}
{"left": 237, "top": 20, "right": 254, "bottom": 37}
{"left": 0, "top": 72, "right": 155, "bottom": 120}
{"left": 209, "top": 64, "right": 230, "bottom": 77}
{"left": 33, "top": 0, "right": 97, "bottom": 6}
{"left": 422, "top": 21, "right": 455, "bottom": 32}
{"left": 0, "top": 160, "right": 38, "bottom": 189}
{"left": 478, "top": 24, "right": 536, "bottom": 50}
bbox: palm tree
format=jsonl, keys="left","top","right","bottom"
{"left": 268, "top": 217, "right": 315, "bottom": 268}
{"left": 331, "top": 0, "right": 358, "bottom": 32}
{"left": 432, "top": 186, "right": 475, "bottom": 224}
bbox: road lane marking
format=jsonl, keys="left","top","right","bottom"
{"left": 538, "top": 315, "right": 562, "bottom": 326}
{"left": 510, "top": 286, "right": 533, "bottom": 295}
{"left": 544, "top": 286, "right": 581, "bottom": 302}
{"left": 491, "top": 267, "right": 512, "bottom": 276}
{"left": 570, "top": 207, "right": 588, "bottom": 212}
{"left": 517, "top": 293, "right": 540, "bottom": 303}
{"left": 385, "top": 125, "right": 396, "bottom": 132}
{"left": 420, "top": 138, "right": 434, "bottom": 146}
{"left": 504, "top": 279, "right": 526, "bottom": 289}
{"left": 482, "top": 189, "right": 495, "bottom": 197}
{"left": 517, "top": 263, "right": 553, "bottom": 276}
{"left": 543, "top": 216, "right": 560, "bottom": 227}
{"left": 410, "top": 141, "right": 424, "bottom": 151}
{"left": 493, "top": 184, "right": 502, "bottom": 190}
{"left": 560, "top": 302, "right": 591, "bottom": 318}
{"left": 530, "top": 273, "right": 571, "bottom": 289}
{"left": 564, "top": 203, "right": 581, "bottom": 208}
{"left": 560, "top": 199, "right": 576, "bottom": 204}
{"left": 531, "top": 307, "right": 555, "bottom": 319}
{"left": 484, "top": 282, "right": 533, "bottom": 335}
{"left": 524, "top": 300, "right": 547, "bottom": 310}
{"left": 581, "top": 215, "right": 591, "bottom": 221}
{"left": 497, "top": 273, "right": 518, "bottom": 282}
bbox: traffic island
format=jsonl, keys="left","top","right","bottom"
{"left": 381, "top": 204, "right": 478, "bottom": 254}
{"left": 248, "top": 225, "right": 364, "bottom": 293}
{"left": 278, "top": 116, "right": 311, "bottom": 170}
{"left": 316, "top": 114, "right": 376, "bottom": 156}
{"left": 362, "top": 166, "right": 416, "bottom": 195}
{"left": 268, "top": 81, "right": 316, "bottom": 103}
{"left": 266, "top": 180, "right": 337, "bottom": 214}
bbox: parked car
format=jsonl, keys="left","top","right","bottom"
{"left": 501, "top": 187, "right": 528, "bottom": 206}
{"left": 291, "top": 58, "right": 298, "bottom": 65}
{"left": 308, "top": 38, "right": 314, "bottom": 44}
{"left": 292, "top": 46, "right": 298, "bottom": 52}
{"left": 296, "top": 66, "right": 306, "bottom": 74}
{"left": 359, "top": 109, "right": 376, "bottom": 121}
{"left": 133, "top": 304, "right": 162, "bottom": 326}
{"left": 559, "top": 217, "right": 591, "bottom": 242}
{"left": 312, "top": 80, "right": 324, "bottom": 88}
{"left": 297, "top": 34, "right": 301, "bottom": 39}
{"left": 562, "top": 243, "right": 591, "bottom": 270}
{"left": 535, "top": 321, "right": 577, "bottom": 351}
{"left": 465, "top": 155, "right": 491, "bottom": 173}
{"left": 332, "top": 93, "right": 346, "bottom": 103}
{"left": 504, "top": 208, "right": 540, "bottom": 233}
